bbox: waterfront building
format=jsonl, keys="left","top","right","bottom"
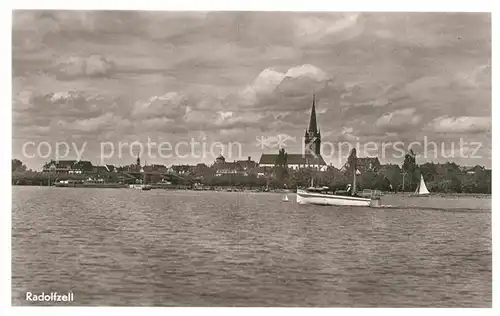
{"left": 143, "top": 164, "right": 168, "bottom": 173}
{"left": 168, "top": 164, "right": 197, "bottom": 175}
{"left": 42, "top": 160, "right": 93, "bottom": 174}
{"left": 212, "top": 154, "right": 244, "bottom": 176}
{"left": 212, "top": 155, "right": 257, "bottom": 177}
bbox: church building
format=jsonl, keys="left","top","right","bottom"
{"left": 258, "top": 95, "right": 328, "bottom": 171}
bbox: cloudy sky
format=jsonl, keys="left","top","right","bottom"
{"left": 12, "top": 11, "right": 491, "bottom": 169}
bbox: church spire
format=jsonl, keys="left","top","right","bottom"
{"left": 304, "top": 94, "right": 322, "bottom": 157}
{"left": 308, "top": 94, "right": 318, "bottom": 134}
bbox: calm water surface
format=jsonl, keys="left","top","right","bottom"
{"left": 12, "top": 187, "right": 491, "bottom": 307}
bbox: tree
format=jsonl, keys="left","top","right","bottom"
{"left": 346, "top": 148, "right": 357, "bottom": 176}
{"left": 273, "top": 148, "right": 288, "bottom": 188}
{"left": 377, "top": 164, "right": 401, "bottom": 191}
{"left": 12, "top": 159, "right": 27, "bottom": 172}
{"left": 402, "top": 150, "right": 417, "bottom": 191}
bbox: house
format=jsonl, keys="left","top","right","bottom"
{"left": 169, "top": 165, "right": 194, "bottom": 175}
{"left": 72, "top": 161, "right": 93, "bottom": 173}
{"left": 258, "top": 153, "right": 328, "bottom": 171}
{"left": 117, "top": 159, "right": 142, "bottom": 173}
{"left": 43, "top": 160, "right": 94, "bottom": 174}
{"left": 212, "top": 154, "right": 253, "bottom": 176}
{"left": 251, "top": 166, "right": 268, "bottom": 178}
{"left": 43, "top": 160, "right": 72, "bottom": 173}
{"left": 214, "top": 162, "right": 245, "bottom": 176}
{"left": 194, "top": 163, "right": 210, "bottom": 172}
{"left": 190, "top": 163, "right": 211, "bottom": 178}
{"left": 116, "top": 165, "right": 137, "bottom": 173}
{"left": 143, "top": 164, "right": 168, "bottom": 173}
{"left": 116, "top": 156, "right": 142, "bottom": 173}
{"left": 236, "top": 157, "right": 258, "bottom": 171}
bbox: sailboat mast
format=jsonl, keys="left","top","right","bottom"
{"left": 352, "top": 168, "right": 356, "bottom": 195}
{"left": 350, "top": 148, "right": 357, "bottom": 195}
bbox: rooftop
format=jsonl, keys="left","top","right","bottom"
{"left": 259, "top": 153, "right": 326, "bottom": 166}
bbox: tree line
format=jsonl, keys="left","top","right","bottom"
{"left": 11, "top": 156, "right": 491, "bottom": 194}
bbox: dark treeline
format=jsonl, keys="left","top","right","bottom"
{"left": 12, "top": 156, "right": 491, "bottom": 194}
{"left": 195, "top": 160, "right": 491, "bottom": 194}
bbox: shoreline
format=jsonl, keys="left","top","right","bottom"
{"left": 11, "top": 184, "right": 491, "bottom": 197}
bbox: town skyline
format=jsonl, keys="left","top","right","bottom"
{"left": 13, "top": 11, "right": 491, "bottom": 170}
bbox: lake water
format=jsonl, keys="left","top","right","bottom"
{"left": 12, "top": 187, "right": 492, "bottom": 307}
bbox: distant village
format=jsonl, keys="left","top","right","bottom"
{"left": 11, "top": 151, "right": 491, "bottom": 194}
{"left": 12, "top": 96, "right": 491, "bottom": 194}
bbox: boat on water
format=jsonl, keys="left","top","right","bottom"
{"left": 282, "top": 195, "right": 289, "bottom": 202}
{"left": 129, "top": 184, "right": 152, "bottom": 190}
{"left": 128, "top": 173, "right": 152, "bottom": 190}
{"left": 296, "top": 149, "right": 382, "bottom": 207}
{"left": 413, "top": 174, "right": 430, "bottom": 196}
{"left": 296, "top": 183, "right": 382, "bottom": 207}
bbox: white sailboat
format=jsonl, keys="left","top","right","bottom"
{"left": 414, "top": 174, "right": 430, "bottom": 196}
{"left": 282, "top": 195, "right": 289, "bottom": 202}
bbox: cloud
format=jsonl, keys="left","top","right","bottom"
{"left": 340, "top": 127, "right": 360, "bottom": 141}
{"left": 216, "top": 111, "right": 233, "bottom": 122}
{"left": 60, "top": 113, "right": 131, "bottom": 134}
{"left": 131, "top": 92, "right": 188, "bottom": 120}
{"left": 284, "top": 64, "right": 329, "bottom": 81}
{"left": 53, "top": 54, "right": 116, "bottom": 80}
{"left": 294, "top": 13, "right": 361, "bottom": 42}
{"left": 12, "top": 90, "right": 119, "bottom": 137}
{"left": 236, "top": 64, "right": 332, "bottom": 107}
{"left": 375, "top": 108, "right": 423, "bottom": 130}
{"left": 458, "top": 64, "right": 491, "bottom": 88}
{"left": 426, "top": 116, "right": 491, "bottom": 133}
{"left": 16, "top": 90, "right": 103, "bottom": 116}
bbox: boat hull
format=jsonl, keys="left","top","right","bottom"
{"left": 296, "top": 189, "right": 372, "bottom": 207}
{"left": 130, "top": 184, "right": 152, "bottom": 190}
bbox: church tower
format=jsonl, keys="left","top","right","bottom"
{"left": 304, "top": 95, "right": 321, "bottom": 156}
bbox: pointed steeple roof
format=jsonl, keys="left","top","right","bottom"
{"left": 308, "top": 94, "right": 318, "bottom": 134}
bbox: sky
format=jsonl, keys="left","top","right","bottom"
{"left": 12, "top": 11, "right": 491, "bottom": 170}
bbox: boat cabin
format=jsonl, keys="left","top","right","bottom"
{"left": 305, "top": 185, "right": 354, "bottom": 196}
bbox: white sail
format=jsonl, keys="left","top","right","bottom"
{"left": 415, "top": 174, "right": 430, "bottom": 195}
